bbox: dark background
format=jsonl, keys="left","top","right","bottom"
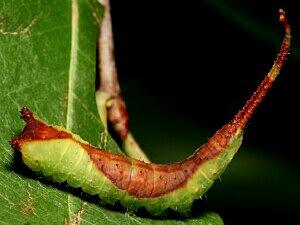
{"left": 109, "top": 0, "right": 299, "bottom": 224}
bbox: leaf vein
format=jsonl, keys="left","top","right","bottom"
{"left": 66, "top": 0, "right": 79, "bottom": 131}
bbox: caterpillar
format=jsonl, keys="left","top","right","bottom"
{"left": 10, "top": 9, "right": 290, "bottom": 216}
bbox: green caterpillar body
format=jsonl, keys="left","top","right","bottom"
{"left": 12, "top": 107, "right": 242, "bottom": 215}
{"left": 19, "top": 124, "right": 242, "bottom": 215}
{"left": 10, "top": 10, "right": 290, "bottom": 216}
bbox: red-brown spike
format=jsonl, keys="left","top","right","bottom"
{"left": 10, "top": 107, "right": 72, "bottom": 150}
{"left": 20, "top": 106, "right": 34, "bottom": 122}
{"left": 231, "top": 9, "right": 291, "bottom": 131}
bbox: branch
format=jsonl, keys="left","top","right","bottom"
{"left": 96, "top": 0, "right": 150, "bottom": 163}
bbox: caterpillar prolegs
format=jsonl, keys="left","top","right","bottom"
{"left": 10, "top": 10, "right": 290, "bottom": 216}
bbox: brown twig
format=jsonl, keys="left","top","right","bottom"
{"left": 96, "top": 0, "right": 150, "bottom": 162}
{"left": 98, "top": 0, "right": 120, "bottom": 96}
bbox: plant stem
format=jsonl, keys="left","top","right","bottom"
{"left": 96, "top": 0, "right": 150, "bottom": 162}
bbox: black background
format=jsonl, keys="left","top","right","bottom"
{"left": 109, "top": 0, "right": 299, "bottom": 224}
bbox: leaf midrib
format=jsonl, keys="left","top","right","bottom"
{"left": 66, "top": 0, "right": 81, "bottom": 222}
{"left": 66, "top": 0, "right": 79, "bottom": 131}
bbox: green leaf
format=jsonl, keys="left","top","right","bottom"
{"left": 0, "top": 0, "right": 223, "bottom": 224}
